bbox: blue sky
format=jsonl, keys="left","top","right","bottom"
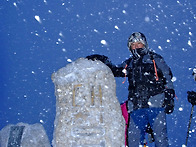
{"left": 0, "top": 0, "right": 196, "bottom": 146}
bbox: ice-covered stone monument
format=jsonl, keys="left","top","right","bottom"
{"left": 51, "top": 58, "right": 125, "bottom": 147}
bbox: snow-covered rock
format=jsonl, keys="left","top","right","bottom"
{"left": 52, "top": 58, "right": 125, "bottom": 147}
{"left": 0, "top": 122, "right": 50, "bottom": 147}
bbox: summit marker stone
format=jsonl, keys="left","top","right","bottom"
{"left": 52, "top": 58, "right": 125, "bottom": 147}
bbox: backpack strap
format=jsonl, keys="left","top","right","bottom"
{"left": 122, "top": 58, "right": 132, "bottom": 84}
{"left": 149, "top": 53, "right": 159, "bottom": 81}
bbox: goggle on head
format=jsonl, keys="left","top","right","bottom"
{"left": 127, "top": 32, "right": 147, "bottom": 50}
{"left": 127, "top": 32, "right": 149, "bottom": 60}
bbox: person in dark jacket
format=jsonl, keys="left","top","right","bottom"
{"left": 86, "top": 32, "right": 175, "bottom": 147}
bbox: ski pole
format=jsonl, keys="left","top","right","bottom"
{"left": 185, "top": 104, "right": 194, "bottom": 146}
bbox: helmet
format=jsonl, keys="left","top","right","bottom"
{"left": 127, "top": 32, "right": 149, "bottom": 59}
{"left": 127, "top": 32, "right": 148, "bottom": 49}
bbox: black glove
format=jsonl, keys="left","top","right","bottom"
{"left": 187, "top": 91, "right": 196, "bottom": 105}
{"left": 86, "top": 54, "right": 109, "bottom": 63}
{"left": 86, "top": 54, "right": 113, "bottom": 69}
{"left": 164, "top": 98, "right": 174, "bottom": 114}
{"left": 164, "top": 89, "right": 175, "bottom": 100}
{"left": 164, "top": 89, "right": 175, "bottom": 114}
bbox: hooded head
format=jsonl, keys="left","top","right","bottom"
{"left": 127, "top": 32, "right": 149, "bottom": 60}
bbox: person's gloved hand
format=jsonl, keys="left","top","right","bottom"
{"left": 187, "top": 91, "right": 196, "bottom": 105}
{"left": 164, "top": 89, "right": 175, "bottom": 100}
{"left": 164, "top": 89, "right": 175, "bottom": 114}
{"left": 86, "top": 54, "right": 108, "bottom": 63}
{"left": 164, "top": 99, "right": 174, "bottom": 114}
{"left": 86, "top": 54, "right": 113, "bottom": 69}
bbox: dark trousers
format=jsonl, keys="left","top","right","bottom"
{"left": 128, "top": 108, "right": 169, "bottom": 147}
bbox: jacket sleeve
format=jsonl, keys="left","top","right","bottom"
{"left": 86, "top": 54, "right": 127, "bottom": 77}
{"left": 109, "top": 62, "right": 128, "bottom": 77}
{"left": 154, "top": 54, "right": 174, "bottom": 90}
{"left": 100, "top": 57, "right": 128, "bottom": 77}
{"left": 154, "top": 54, "right": 175, "bottom": 114}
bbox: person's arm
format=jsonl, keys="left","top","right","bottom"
{"left": 86, "top": 54, "right": 127, "bottom": 77}
{"left": 154, "top": 54, "right": 175, "bottom": 114}
{"left": 154, "top": 54, "right": 174, "bottom": 90}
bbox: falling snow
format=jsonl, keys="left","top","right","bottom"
{"left": 145, "top": 16, "right": 150, "bottom": 22}
{"left": 101, "top": 40, "right": 107, "bottom": 45}
{"left": 67, "top": 59, "right": 72, "bottom": 62}
{"left": 188, "top": 40, "right": 193, "bottom": 47}
{"left": 13, "top": 2, "right": 17, "bottom": 7}
{"left": 179, "top": 107, "right": 183, "bottom": 111}
{"left": 34, "top": 15, "right": 42, "bottom": 23}
{"left": 114, "top": 25, "right": 120, "bottom": 30}
{"left": 1, "top": 0, "right": 196, "bottom": 147}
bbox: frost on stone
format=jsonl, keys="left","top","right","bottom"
{"left": 52, "top": 58, "right": 111, "bottom": 86}
{"left": 51, "top": 58, "right": 125, "bottom": 147}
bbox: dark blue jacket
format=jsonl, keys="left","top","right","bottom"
{"left": 86, "top": 51, "right": 175, "bottom": 111}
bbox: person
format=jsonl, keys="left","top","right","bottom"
{"left": 187, "top": 68, "right": 196, "bottom": 106}
{"left": 86, "top": 32, "right": 175, "bottom": 147}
